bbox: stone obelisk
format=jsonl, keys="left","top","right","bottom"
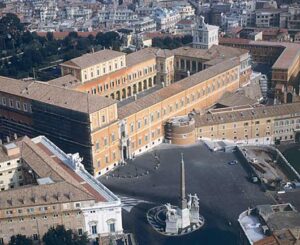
{"left": 178, "top": 152, "right": 190, "bottom": 228}
{"left": 180, "top": 153, "right": 187, "bottom": 209}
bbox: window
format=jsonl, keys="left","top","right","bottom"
{"left": 9, "top": 99, "right": 13, "bottom": 108}
{"left": 16, "top": 101, "right": 20, "bottom": 109}
{"left": 111, "top": 133, "right": 115, "bottom": 142}
{"left": 104, "top": 138, "right": 108, "bottom": 146}
{"left": 102, "top": 115, "right": 106, "bottom": 123}
{"left": 109, "top": 223, "right": 115, "bottom": 233}
{"left": 92, "top": 225, "right": 97, "bottom": 235}
{"left": 2, "top": 97, "right": 6, "bottom": 106}
{"left": 75, "top": 203, "right": 81, "bottom": 208}
{"left": 130, "top": 123, "right": 134, "bottom": 133}
{"left": 95, "top": 141, "right": 100, "bottom": 150}
{"left": 78, "top": 228, "right": 83, "bottom": 236}
{"left": 23, "top": 103, "right": 28, "bottom": 112}
{"left": 137, "top": 120, "right": 141, "bottom": 129}
{"left": 33, "top": 234, "right": 38, "bottom": 240}
{"left": 150, "top": 113, "right": 154, "bottom": 122}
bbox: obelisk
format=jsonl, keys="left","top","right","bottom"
{"left": 180, "top": 153, "right": 187, "bottom": 209}
{"left": 178, "top": 152, "right": 190, "bottom": 228}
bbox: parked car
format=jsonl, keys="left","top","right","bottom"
{"left": 228, "top": 160, "right": 238, "bottom": 165}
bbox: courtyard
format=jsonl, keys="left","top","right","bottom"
{"left": 100, "top": 142, "right": 274, "bottom": 244}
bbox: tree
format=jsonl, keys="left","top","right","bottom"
{"left": 43, "top": 225, "right": 89, "bottom": 245}
{"left": 9, "top": 234, "right": 33, "bottom": 245}
{"left": 46, "top": 32, "right": 54, "bottom": 42}
{"left": 0, "top": 13, "right": 24, "bottom": 50}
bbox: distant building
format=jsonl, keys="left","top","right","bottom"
{"left": 153, "top": 7, "right": 181, "bottom": 31}
{"left": 192, "top": 16, "right": 219, "bottom": 49}
{"left": 174, "top": 19, "right": 195, "bottom": 36}
{"left": 0, "top": 136, "right": 122, "bottom": 244}
{"left": 134, "top": 17, "right": 157, "bottom": 33}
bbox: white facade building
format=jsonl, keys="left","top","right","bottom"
{"left": 32, "top": 136, "right": 123, "bottom": 238}
{"left": 192, "top": 16, "right": 219, "bottom": 49}
{"left": 154, "top": 7, "right": 181, "bottom": 31}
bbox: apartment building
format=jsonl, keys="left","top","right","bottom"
{"left": 194, "top": 103, "right": 300, "bottom": 145}
{"left": 255, "top": 9, "right": 282, "bottom": 28}
{"left": 154, "top": 8, "right": 181, "bottom": 31}
{"left": 0, "top": 136, "right": 122, "bottom": 244}
{"left": 0, "top": 45, "right": 251, "bottom": 176}
{"left": 134, "top": 17, "right": 157, "bottom": 33}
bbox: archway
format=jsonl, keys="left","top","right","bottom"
{"left": 287, "top": 92, "right": 293, "bottom": 103}
{"left": 133, "top": 84, "right": 137, "bottom": 94}
{"left": 122, "top": 88, "right": 126, "bottom": 99}
{"left": 149, "top": 77, "right": 153, "bottom": 87}
{"left": 116, "top": 91, "right": 121, "bottom": 100}
{"left": 295, "top": 132, "right": 300, "bottom": 143}
{"left": 143, "top": 80, "right": 147, "bottom": 90}
{"left": 127, "top": 86, "right": 132, "bottom": 97}
{"left": 138, "top": 82, "right": 142, "bottom": 92}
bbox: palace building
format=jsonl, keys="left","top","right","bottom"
{"left": 0, "top": 45, "right": 252, "bottom": 176}
{"left": 219, "top": 37, "right": 300, "bottom": 104}
{"left": 0, "top": 136, "right": 122, "bottom": 244}
{"left": 194, "top": 102, "right": 300, "bottom": 145}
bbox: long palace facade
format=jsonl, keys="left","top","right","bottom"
{"left": 1, "top": 44, "right": 253, "bottom": 176}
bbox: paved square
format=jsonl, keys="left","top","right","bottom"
{"left": 101, "top": 142, "right": 274, "bottom": 244}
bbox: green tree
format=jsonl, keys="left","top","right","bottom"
{"left": 9, "top": 234, "right": 33, "bottom": 245}
{"left": 46, "top": 32, "right": 54, "bottom": 42}
{"left": 43, "top": 225, "right": 89, "bottom": 245}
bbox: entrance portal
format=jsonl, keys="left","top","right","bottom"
{"left": 123, "top": 146, "right": 128, "bottom": 160}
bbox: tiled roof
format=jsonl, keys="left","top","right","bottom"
{"left": 61, "top": 49, "right": 125, "bottom": 69}
{"left": 126, "top": 47, "right": 173, "bottom": 67}
{"left": 47, "top": 74, "right": 81, "bottom": 88}
{"left": 0, "top": 181, "right": 95, "bottom": 209}
{"left": 195, "top": 102, "right": 300, "bottom": 127}
{"left": 173, "top": 45, "right": 248, "bottom": 61}
{"left": 0, "top": 76, "right": 116, "bottom": 113}
{"left": 118, "top": 57, "right": 240, "bottom": 119}
{"left": 0, "top": 136, "right": 108, "bottom": 210}
{"left": 216, "top": 91, "right": 257, "bottom": 107}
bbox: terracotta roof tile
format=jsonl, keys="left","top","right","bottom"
{"left": 0, "top": 76, "right": 116, "bottom": 113}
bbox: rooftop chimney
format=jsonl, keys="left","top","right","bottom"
{"left": 3, "top": 142, "right": 20, "bottom": 157}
